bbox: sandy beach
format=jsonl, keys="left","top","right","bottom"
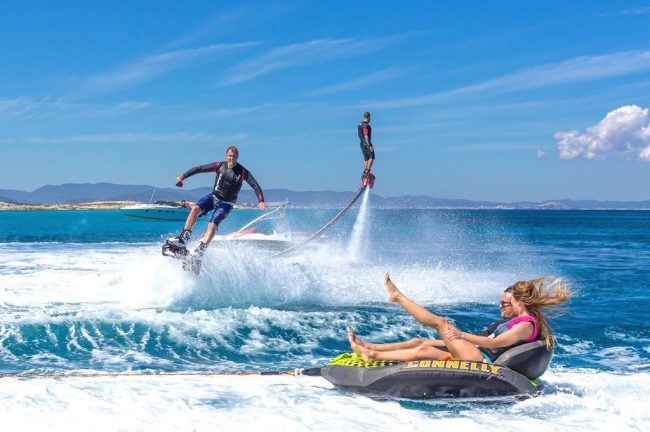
{"left": 0, "top": 201, "right": 141, "bottom": 211}
{"left": 0, "top": 201, "right": 261, "bottom": 211}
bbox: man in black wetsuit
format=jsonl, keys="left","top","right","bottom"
{"left": 166, "top": 146, "right": 266, "bottom": 259}
{"left": 358, "top": 111, "right": 375, "bottom": 176}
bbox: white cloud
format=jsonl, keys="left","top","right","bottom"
{"left": 371, "top": 49, "right": 650, "bottom": 109}
{"left": 536, "top": 148, "right": 546, "bottom": 159}
{"left": 447, "top": 144, "right": 538, "bottom": 153}
{"left": 23, "top": 132, "right": 247, "bottom": 145}
{"left": 305, "top": 67, "right": 407, "bottom": 96}
{"left": 554, "top": 105, "right": 650, "bottom": 161}
{"left": 0, "top": 97, "right": 151, "bottom": 120}
{"left": 202, "top": 104, "right": 268, "bottom": 118}
{"left": 116, "top": 101, "right": 152, "bottom": 110}
{"left": 615, "top": 6, "right": 650, "bottom": 15}
{"left": 78, "top": 42, "right": 258, "bottom": 96}
{"left": 224, "top": 36, "right": 402, "bottom": 85}
{"left": 0, "top": 96, "right": 48, "bottom": 120}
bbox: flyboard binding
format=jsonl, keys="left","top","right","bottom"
{"left": 361, "top": 170, "right": 375, "bottom": 188}
{"left": 162, "top": 239, "right": 202, "bottom": 274}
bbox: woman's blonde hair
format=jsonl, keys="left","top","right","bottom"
{"left": 508, "top": 277, "right": 571, "bottom": 349}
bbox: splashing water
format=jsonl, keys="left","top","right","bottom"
{"left": 3, "top": 209, "right": 648, "bottom": 430}
{"left": 346, "top": 187, "right": 371, "bottom": 261}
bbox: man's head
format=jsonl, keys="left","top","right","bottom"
{"left": 499, "top": 287, "right": 514, "bottom": 319}
{"left": 225, "top": 146, "right": 239, "bottom": 167}
{"left": 363, "top": 111, "right": 371, "bottom": 122}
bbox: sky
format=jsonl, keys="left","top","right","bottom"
{"left": 1, "top": 1, "right": 650, "bottom": 202}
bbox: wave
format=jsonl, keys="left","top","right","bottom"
{"left": 0, "top": 240, "right": 529, "bottom": 310}
{"left": 0, "top": 368, "right": 647, "bottom": 431}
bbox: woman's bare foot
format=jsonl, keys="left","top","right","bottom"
{"left": 349, "top": 334, "right": 363, "bottom": 355}
{"left": 359, "top": 348, "right": 373, "bottom": 363}
{"left": 347, "top": 328, "right": 369, "bottom": 348}
{"left": 347, "top": 327, "right": 358, "bottom": 346}
{"left": 348, "top": 329, "right": 374, "bottom": 361}
{"left": 384, "top": 272, "right": 402, "bottom": 303}
{"left": 351, "top": 342, "right": 374, "bottom": 362}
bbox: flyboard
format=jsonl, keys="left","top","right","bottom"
{"left": 304, "top": 340, "right": 552, "bottom": 399}
{"left": 161, "top": 201, "right": 290, "bottom": 274}
{"left": 271, "top": 171, "right": 375, "bottom": 258}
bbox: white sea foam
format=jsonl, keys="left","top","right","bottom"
{"left": 0, "top": 243, "right": 194, "bottom": 308}
{"left": 0, "top": 369, "right": 647, "bottom": 431}
{"left": 1, "top": 242, "right": 517, "bottom": 310}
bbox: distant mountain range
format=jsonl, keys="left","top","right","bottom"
{"left": 1, "top": 183, "right": 649, "bottom": 210}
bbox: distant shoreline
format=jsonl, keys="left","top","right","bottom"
{"left": 0, "top": 201, "right": 262, "bottom": 211}
{"left": 1, "top": 200, "right": 649, "bottom": 212}
{"left": 0, "top": 201, "right": 140, "bottom": 211}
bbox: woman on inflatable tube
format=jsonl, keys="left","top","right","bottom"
{"left": 348, "top": 273, "right": 570, "bottom": 364}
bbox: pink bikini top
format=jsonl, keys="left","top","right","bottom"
{"left": 505, "top": 315, "right": 539, "bottom": 343}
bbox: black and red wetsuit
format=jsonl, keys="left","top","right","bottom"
{"left": 181, "top": 162, "right": 264, "bottom": 203}
{"left": 358, "top": 121, "right": 375, "bottom": 161}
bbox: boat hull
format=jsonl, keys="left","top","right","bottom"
{"left": 120, "top": 205, "right": 190, "bottom": 221}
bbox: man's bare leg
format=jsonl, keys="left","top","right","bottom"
{"left": 200, "top": 222, "right": 218, "bottom": 245}
{"left": 183, "top": 206, "right": 201, "bottom": 231}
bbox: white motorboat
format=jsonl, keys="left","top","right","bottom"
{"left": 211, "top": 226, "right": 304, "bottom": 250}
{"left": 210, "top": 201, "right": 300, "bottom": 250}
{"left": 120, "top": 203, "right": 190, "bottom": 221}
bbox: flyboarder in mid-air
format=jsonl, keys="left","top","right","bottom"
{"left": 358, "top": 111, "right": 376, "bottom": 188}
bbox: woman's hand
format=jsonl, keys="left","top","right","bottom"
{"left": 446, "top": 328, "right": 463, "bottom": 341}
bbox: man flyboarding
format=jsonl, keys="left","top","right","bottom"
{"left": 358, "top": 111, "right": 376, "bottom": 188}
{"left": 163, "top": 146, "right": 266, "bottom": 272}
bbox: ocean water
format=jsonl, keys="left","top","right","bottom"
{"left": 0, "top": 204, "right": 649, "bottom": 431}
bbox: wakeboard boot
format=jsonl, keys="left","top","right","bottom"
{"left": 162, "top": 229, "right": 191, "bottom": 258}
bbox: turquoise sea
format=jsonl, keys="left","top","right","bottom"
{"left": 1, "top": 200, "right": 649, "bottom": 430}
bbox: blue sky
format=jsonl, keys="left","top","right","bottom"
{"left": 2, "top": 1, "right": 650, "bottom": 201}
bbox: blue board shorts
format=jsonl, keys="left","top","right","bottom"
{"left": 195, "top": 194, "right": 234, "bottom": 226}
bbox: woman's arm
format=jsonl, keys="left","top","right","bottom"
{"left": 447, "top": 322, "right": 534, "bottom": 349}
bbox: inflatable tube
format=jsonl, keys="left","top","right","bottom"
{"left": 318, "top": 342, "right": 552, "bottom": 399}
{"left": 493, "top": 340, "right": 552, "bottom": 380}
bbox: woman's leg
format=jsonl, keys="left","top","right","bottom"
{"left": 384, "top": 273, "right": 483, "bottom": 362}
{"left": 438, "top": 321, "right": 484, "bottom": 361}
{"left": 384, "top": 273, "right": 447, "bottom": 328}
{"left": 350, "top": 337, "right": 451, "bottom": 363}
{"left": 347, "top": 328, "right": 444, "bottom": 351}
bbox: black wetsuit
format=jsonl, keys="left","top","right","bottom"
{"left": 358, "top": 121, "right": 375, "bottom": 161}
{"left": 181, "top": 162, "right": 264, "bottom": 203}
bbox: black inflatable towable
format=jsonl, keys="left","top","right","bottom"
{"left": 316, "top": 341, "right": 552, "bottom": 399}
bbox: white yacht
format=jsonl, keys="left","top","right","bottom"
{"left": 120, "top": 202, "right": 190, "bottom": 221}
